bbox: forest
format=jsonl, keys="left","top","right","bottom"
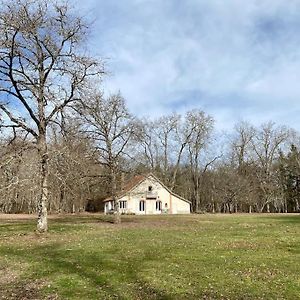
{"left": 0, "top": 0, "right": 299, "bottom": 231}
{"left": 1, "top": 106, "right": 300, "bottom": 216}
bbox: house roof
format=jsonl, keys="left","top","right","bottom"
{"left": 121, "top": 174, "right": 146, "bottom": 194}
{"left": 103, "top": 173, "right": 191, "bottom": 204}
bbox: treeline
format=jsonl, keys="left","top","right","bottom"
{"left": 1, "top": 96, "right": 299, "bottom": 214}
{"left": 0, "top": 0, "right": 299, "bottom": 221}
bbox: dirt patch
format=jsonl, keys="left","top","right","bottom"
{"left": 0, "top": 278, "right": 58, "bottom": 300}
{"left": 0, "top": 264, "right": 58, "bottom": 300}
{"left": 0, "top": 266, "right": 18, "bottom": 286}
{"left": 0, "top": 214, "right": 37, "bottom": 221}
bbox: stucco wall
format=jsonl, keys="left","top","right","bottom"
{"left": 171, "top": 194, "right": 191, "bottom": 214}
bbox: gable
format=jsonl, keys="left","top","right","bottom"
{"left": 104, "top": 173, "right": 191, "bottom": 205}
{"left": 123, "top": 174, "right": 191, "bottom": 204}
{"left": 130, "top": 176, "right": 166, "bottom": 196}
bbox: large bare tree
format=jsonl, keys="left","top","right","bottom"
{"left": 186, "top": 110, "right": 214, "bottom": 211}
{"left": 0, "top": 0, "right": 103, "bottom": 232}
{"left": 251, "top": 122, "right": 290, "bottom": 212}
{"left": 137, "top": 112, "right": 206, "bottom": 192}
{"left": 231, "top": 121, "right": 255, "bottom": 172}
{"left": 78, "top": 92, "right": 136, "bottom": 223}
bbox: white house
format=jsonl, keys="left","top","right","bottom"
{"left": 104, "top": 173, "right": 191, "bottom": 215}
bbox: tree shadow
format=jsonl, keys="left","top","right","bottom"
{"left": 0, "top": 241, "right": 176, "bottom": 299}
{"left": 260, "top": 214, "right": 300, "bottom": 224}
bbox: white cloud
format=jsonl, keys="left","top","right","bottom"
{"left": 77, "top": 0, "right": 300, "bottom": 130}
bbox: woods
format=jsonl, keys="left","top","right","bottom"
{"left": 0, "top": 1, "right": 299, "bottom": 232}
{"left": 1, "top": 105, "right": 299, "bottom": 218}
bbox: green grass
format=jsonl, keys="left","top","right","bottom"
{"left": 0, "top": 214, "right": 299, "bottom": 299}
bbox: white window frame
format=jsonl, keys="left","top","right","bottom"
{"left": 119, "top": 201, "right": 127, "bottom": 209}
{"left": 139, "top": 200, "right": 145, "bottom": 211}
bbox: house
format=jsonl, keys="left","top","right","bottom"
{"left": 104, "top": 173, "right": 191, "bottom": 215}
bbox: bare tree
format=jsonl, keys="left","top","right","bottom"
{"left": 231, "top": 121, "right": 255, "bottom": 172}
{"left": 251, "top": 122, "right": 290, "bottom": 212}
{"left": 138, "top": 112, "right": 206, "bottom": 192}
{"left": 186, "top": 110, "right": 214, "bottom": 212}
{"left": 135, "top": 119, "right": 160, "bottom": 171}
{"left": 0, "top": 0, "right": 104, "bottom": 232}
{"left": 0, "top": 138, "right": 39, "bottom": 213}
{"left": 78, "top": 92, "right": 136, "bottom": 223}
{"left": 154, "top": 114, "right": 179, "bottom": 182}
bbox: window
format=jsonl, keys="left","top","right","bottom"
{"left": 139, "top": 200, "right": 145, "bottom": 211}
{"left": 119, "top": 201, "right": 127, "bottom": 209}
{"left": 148, "top": 186, "right": 153, "bottom": 192}
{"left": 156, "top": 200, "right": 162, "bottom": 211}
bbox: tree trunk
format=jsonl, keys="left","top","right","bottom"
{"left": 111, "top": 169, "right": 121, "bottom": 224}
{"left": 37, "top": 135, "right": 49, "bottom": 233}
{"left": 193, "top": 174, "right": 201, "bottom": 212}
{"left": 295, "top": 200, "right": 299, "bottom": 212}
{"left": 284, "top": 199, "right": 287, "bottom": 213}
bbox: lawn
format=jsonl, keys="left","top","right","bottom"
{"left": 0, "top": 214, "right": 299, "bottom": 300}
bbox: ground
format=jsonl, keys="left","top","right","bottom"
{"left": 0, "top": 213, "right": 299, "bottom": 300}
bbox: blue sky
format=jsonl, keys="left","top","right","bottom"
{"left": 76, "top": 0, "right": 300, "bottom": 130}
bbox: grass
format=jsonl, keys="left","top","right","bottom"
{"left": 0, "top": 214, "right": 299, "bottom": 299}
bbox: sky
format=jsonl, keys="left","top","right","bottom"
{"left": 76, "top": 0, "right": 300, "bottom": 131}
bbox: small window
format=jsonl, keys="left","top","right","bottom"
{"left": 156, "top": 200, "right": 162, "bottom": 211}
{"left": 148, "top": 186, "right": 153, "bottom": 192}
{"left": 119, "top": 201, "right": 127, "bottom": 209}
{"left": 139, "top": 200, "right": 145, "bottom": 211}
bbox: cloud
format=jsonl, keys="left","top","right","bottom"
{"left": 76, "top": 0, "right": 300, "bottom": 130}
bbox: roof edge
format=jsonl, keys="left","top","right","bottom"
{"left": 146, "top": 173, "right": 192, "bottom": 204}
{"left": 104, "top": 173, "right": 191, "bottom": 205}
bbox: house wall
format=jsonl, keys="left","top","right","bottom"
{"left": 171, "top": 195, "right": 191, "bottom": 214}
{"left": 115, "top": 176, "right": 190, "bottom": 215}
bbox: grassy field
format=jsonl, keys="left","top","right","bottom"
{"left": 0, "top": 214, "right": 299, "bottom": 300}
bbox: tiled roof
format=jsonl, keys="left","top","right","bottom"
{"left": 103, "top": 174, "right": 146, "bottom": 202}
{"left": 121, "top": 174, "right": 146, "bottom": 193}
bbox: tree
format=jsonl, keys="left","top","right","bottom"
{"left": 78, "top": 92, "right": 136, "bottom": 223}
{"left": 0, "top": 137, "right": 39, "bottom": 213}
{"left": 186, "top": 110, "right": 214, "bottom": 211}
{"left": 135, "top": 119, "right": 160, "bottom": 172}
{"left": 279, "top": 145, "right": 300, "bottom": 212}
{"left": 0, "top": 0, "right": 104, "bottom": 232}
{"left": 137, "top": 112, "right": 208, "bottom": 192}
{"left": 231, "top": 121, "right": 255, "bottom": 173}
{"left": 228, "top": 121, "right": 257, "bottom": 212}
{"left": 251, "top": 122, "right": 290, "bottom": 212}
{"left": 154, "top": 114, "right": 179, "bottom": 182}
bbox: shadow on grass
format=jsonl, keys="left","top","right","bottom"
{"left": 0, "top": 242, "right": 174, "bottom": 300}
{"left": 48, "top": 214, "right": 113, "bottom": 224}
{"left": 0, "top": 222, "right": 36, "bottom": 236}
{"left": 48, "top": 214, "right": 145, "bottom": 225}
{"left": 260, "top": 214, "right": 300, "bottom": 224}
